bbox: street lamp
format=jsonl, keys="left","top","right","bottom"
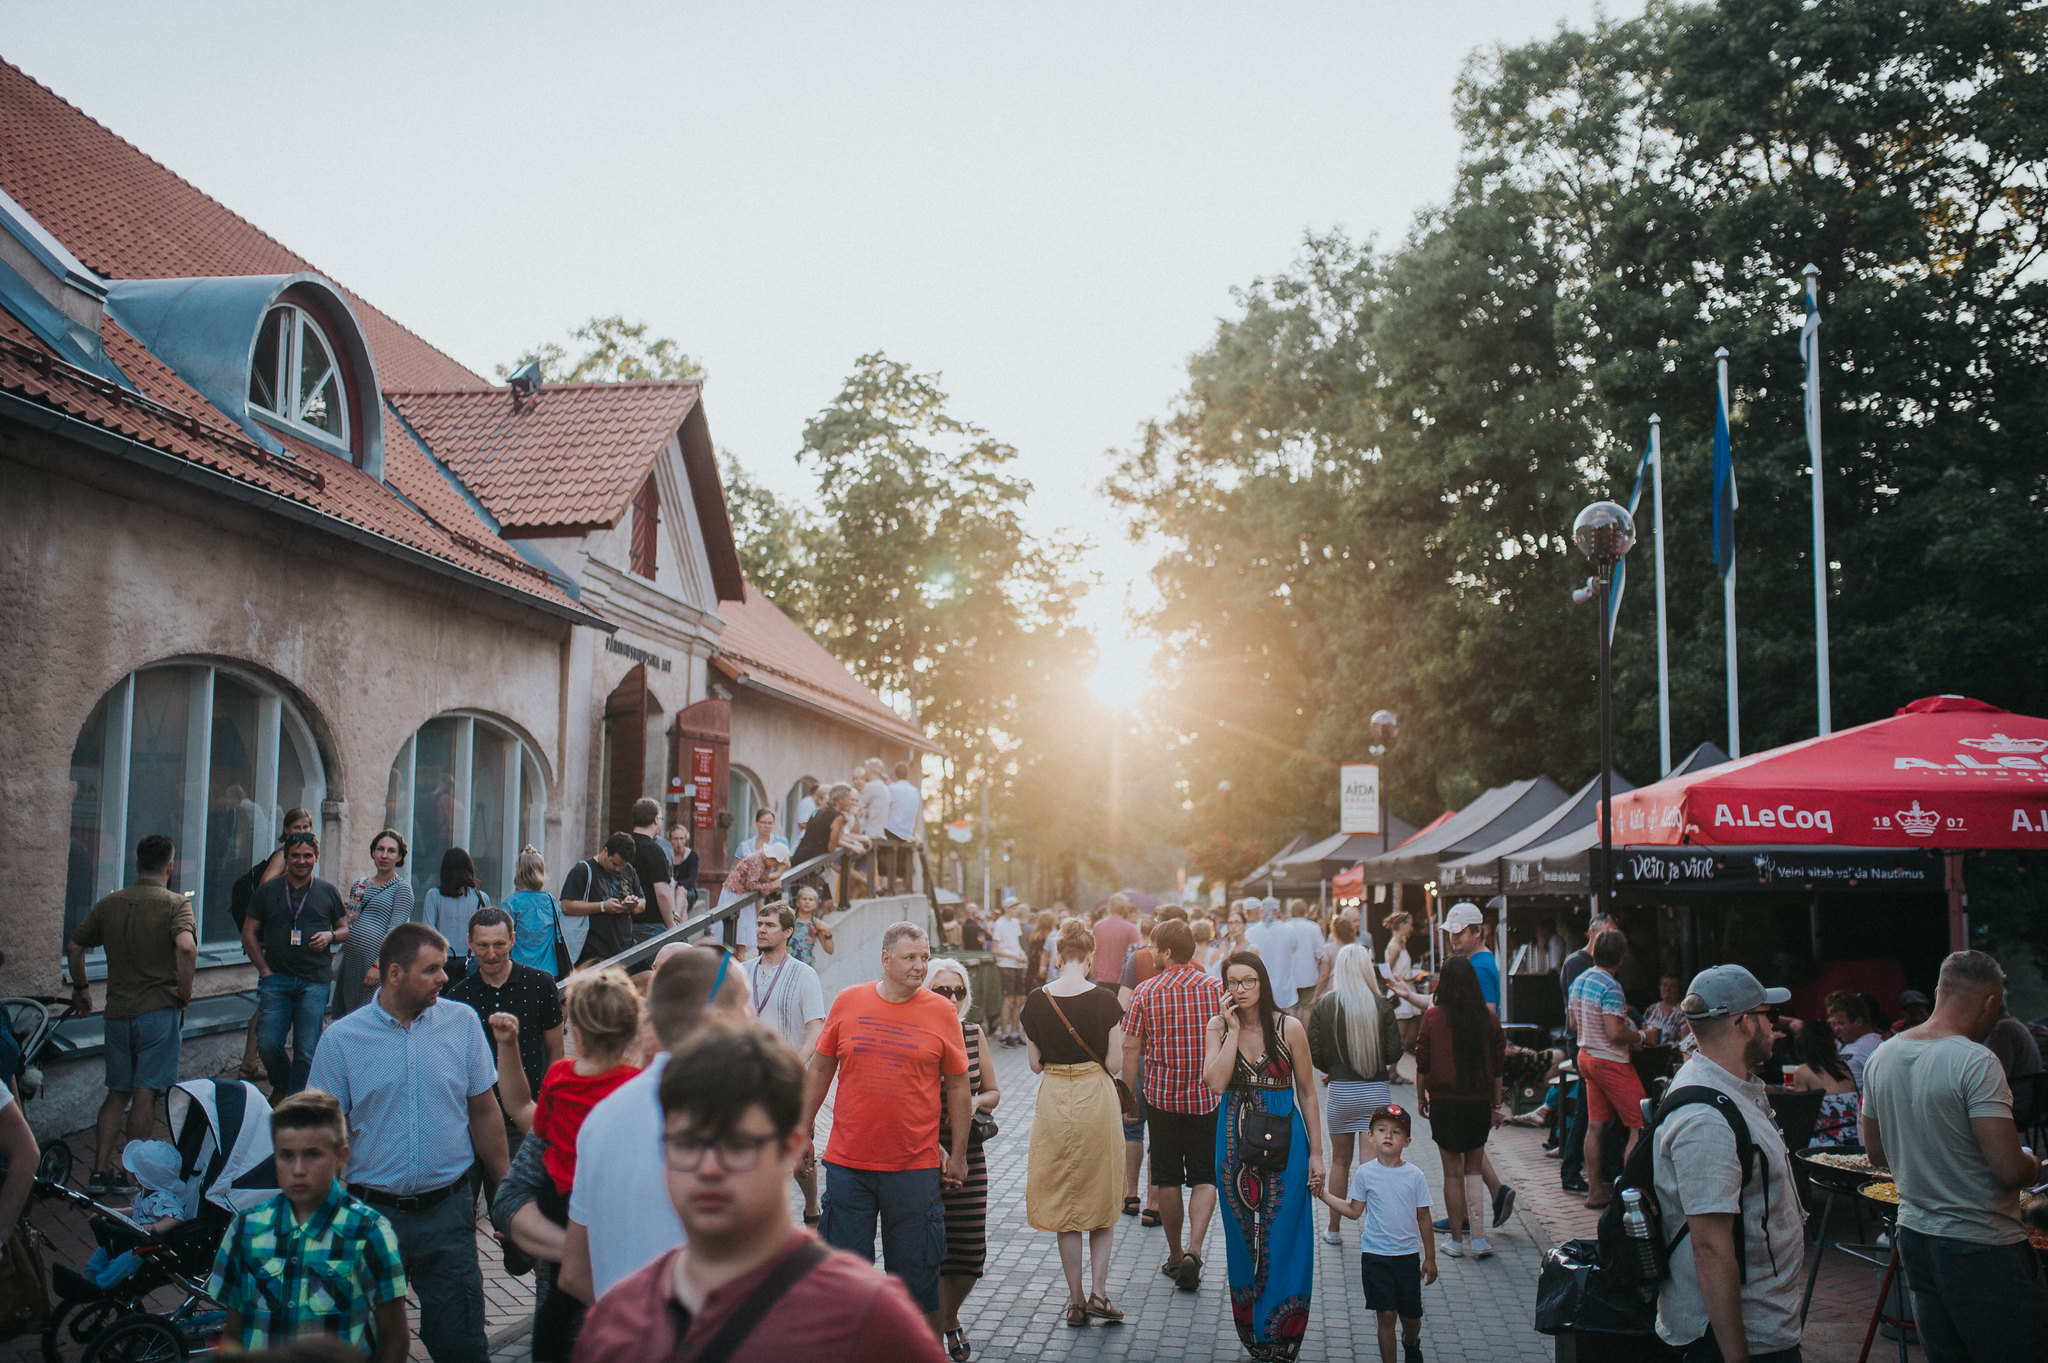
{"left": 1573, "top": 501, "right": 1637, "bottom": 916}
{"left": 1369, "top": 710, "right": 1398, "bottom": 854}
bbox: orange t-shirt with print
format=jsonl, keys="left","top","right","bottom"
{"left": 815, "top": 984, "right": 969, "bottom": 1171}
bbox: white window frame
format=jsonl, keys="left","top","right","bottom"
{"left": 388, "top": 714, "right": 548, "bottom": 906}
{"left": 73, "top": 663, "right": 326, "bottom": 955}
{"left": 248, "top": 304, "right": 350, "bottom": 448}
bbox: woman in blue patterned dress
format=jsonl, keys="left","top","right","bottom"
{"left": 1204, "top": 951, "right": 1324, "bottom": 1362}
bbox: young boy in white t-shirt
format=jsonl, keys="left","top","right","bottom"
{"left": 1312, "top": 1103, "right": 1437, "bottom": 1363}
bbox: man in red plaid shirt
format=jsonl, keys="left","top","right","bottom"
{"left": 1120, "top": 919, "right": 1224, "bottom": 1291}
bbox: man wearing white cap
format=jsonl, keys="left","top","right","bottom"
{"left": 1653, "top": 964, "right": 1805, "bottom": 1363}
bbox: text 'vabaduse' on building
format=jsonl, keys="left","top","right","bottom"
{"left": 0, "top": 58, "right": 936, "bottom": 1102}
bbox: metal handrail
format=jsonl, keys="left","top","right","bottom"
{"left": 586, "top": 842, "right": 873, "bottom": 976}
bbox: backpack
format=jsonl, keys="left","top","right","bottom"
{"left": 1595, "top": 1084, "right": 1761, "bottom": 1289}
{"left": 228, "top": 857, "right": 269, "bottom": 929}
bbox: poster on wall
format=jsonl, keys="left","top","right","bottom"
{"left": 1340, "top": 763, "right": 1381, "bottom": 836}
{"left": 692, "top": 746, "right": 715, "bottom": 829}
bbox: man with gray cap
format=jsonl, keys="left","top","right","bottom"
{"left": 1652, "top": 964, "right": 1805, "bottom": 1363}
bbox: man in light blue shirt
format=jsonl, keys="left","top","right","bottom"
{"left": 308, "top": 922, "right": 506, "bottom": 1363}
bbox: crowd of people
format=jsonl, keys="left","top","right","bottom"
{"left": 47, "top": 828, "right": 2048, "bottom": 1363}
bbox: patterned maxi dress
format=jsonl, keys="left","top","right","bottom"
{"left": 1218, "top": 1044, "right": 1314, "bottom": 1362}
{"left": 337, "top": 876, "right": 413, "bottom": 1015}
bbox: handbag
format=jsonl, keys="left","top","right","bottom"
{"left": 1043, "top": 992, "right": 1138, "bottom": 1117}
{"left": 0, "top": 1227, "right": 48, "bottom": 1341}
{"left": 968, "top": 1110, "right": 1000, "bottom": 1149}
{"left": 1239, "top": 1107, "right": 1293, "bottom": 1172}
{"left": 547, "top": 893, "right": 573, "bottom": 978}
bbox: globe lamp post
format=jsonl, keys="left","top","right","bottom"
{"left": 1369, "top": 710, "right": 1398, "bottom": 854}
{"left": 1574, "top": 501, "right": 1636, "bottom": 914}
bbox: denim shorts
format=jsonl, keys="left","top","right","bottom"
{"left": 104, "top": 1006, "right": 183, "bottom": 1093}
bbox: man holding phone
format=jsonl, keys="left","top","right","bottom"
{"left": 560, "top": 833, "right": 646, "bottom": 967}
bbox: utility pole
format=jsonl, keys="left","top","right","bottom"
{"left": 979, "top": 728, "right": 992, "bottom": 911}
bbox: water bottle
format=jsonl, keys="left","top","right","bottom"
{"left": 1620, "top": 1187, "right": 1660, "bottom": 1281}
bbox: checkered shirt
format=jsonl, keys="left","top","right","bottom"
{"left": 208, "top": 1182, "right": 406, "bottom": 1354}
{"left": 1123, "top": 963, "right": 1224, "bottom": 1114}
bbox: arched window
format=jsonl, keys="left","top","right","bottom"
{"left": 65, "top": 664, "right": 326, "bottom": 949}
{"left": 727, "top": 766, "right": 767, "bottom": 861}
{"left": 247, "top": 304, "right": 349, "bottom": 446}
{"left": 386, "top": 715, "right": 547, "bottom": 907}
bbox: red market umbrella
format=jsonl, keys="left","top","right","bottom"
{"left": 1606, "top": 695, "right": 2048, "bottom": 949}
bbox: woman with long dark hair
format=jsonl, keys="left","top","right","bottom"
{"left": 339, "top": 829, "right": 412, "bottom": 1014}
{"left": 1415, "top": 955, "right": 1507, "bottom": 1258}
{"left": 1203, "top": 951, "right": 1323, "bottom": 1361}
{"left": 422, "top": 846, "right": 487, "bottom": 978}
{"left": 1780, "top": 1020, "right": 1860, "bottom": 1146}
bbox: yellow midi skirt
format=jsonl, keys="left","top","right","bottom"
{"left": 1027, "top": 1062, "right": 1124, "bottom": 1232}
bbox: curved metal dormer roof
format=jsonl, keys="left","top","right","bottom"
{"left": 103, "top": 272, "right": 386, "bottom": 480}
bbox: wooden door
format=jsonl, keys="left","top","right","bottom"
{"left": 603, "top": 664, "right": 648, "bottom": 839}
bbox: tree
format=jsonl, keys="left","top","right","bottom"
{"left": 498, "top": 315, "right": 705, "bottom": 384}
{"left": 718, "top": 453, "right": 835, "bottom": 622}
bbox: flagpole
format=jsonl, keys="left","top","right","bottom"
{"left": 1650, "top": 414, "right": 1671, "bottom": 775}
{"left": 1803, "top": 264, "right": 1833, "bottom": 735}
{"left": 1718, "top": 347, "right": 1740, "bottom": 758}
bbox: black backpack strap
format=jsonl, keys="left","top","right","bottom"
{"left": 1653, "top": 1086, "right": 1760, "bottom": 1283}
{"left": 683, "top": 1239, "right": 828, "bottom": 1363}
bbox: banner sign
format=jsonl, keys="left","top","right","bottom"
{"left": 691, "top": 746, "right": 716, "bottom": 830}
{"left": 1505, "top": 844, "right": 1941, "bottom": 896}
{"left": 1340, "top": 763, "right": 1381, "bottom": 836}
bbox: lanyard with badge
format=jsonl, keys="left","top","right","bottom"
{"left": 285, "top": 880, "right": 316, "bottom": 947}
{"left": 752, "top": 959, "right": 789, "bottom": 1016}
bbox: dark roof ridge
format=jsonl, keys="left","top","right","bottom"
{"left": 382, "top": 378, "right": 705, "bottom": 396}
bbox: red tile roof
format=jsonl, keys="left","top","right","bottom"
{"left": 384, "top": 382, "right": 702, "bottom": 536}
{"left": 714, "top": 586, "right": 938, "bottom": 752}
{"left": 0, "top": 308, "right": 587, "bottom": 618}
{"left": 0, "top": 60, "right": 478, "bottom": 393}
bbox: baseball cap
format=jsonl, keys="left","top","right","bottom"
{"left": 1368, "top": 1103, "right": 1413, "bottom": 1135}
{"left": 1898, "top": 989, "right": 1931, "bottom": 1009}
{"left": 1682, "top": 963, "right": 1790, "bottom": 1019}
{"left": 1438, "top": 902, "right": 1485, "bottom": 934}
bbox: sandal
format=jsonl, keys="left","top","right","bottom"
{"left": 803, "top": 1212, "right": 821, "bottom": 1227}
{"left": 1085, "top": 1294, "right": 1124, "bottom": 1322}
{"left": 1122, "top": 1196, "right": 1141, "bottom": 1216}
{"left": 1174, "top": 1252, "right": 1203, "bottom": 1292}
{"left": 1066, "top": 1302, "right": 1089, "bottom": 1327}
{"left": 945, "top": 1327, "right": 972, "bottom": 1360}
{"left": 1140, "top": 1208, "right": 1161, "bottom": 1228}
{"left": 1160, "top": 1256, "right": 1183, "bottom": 1279}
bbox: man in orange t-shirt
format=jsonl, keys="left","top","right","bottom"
{"left": 800, "top": 921, "right": 970, "bottom": 1328}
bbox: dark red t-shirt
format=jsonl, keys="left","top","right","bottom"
{"left": 572, "top": 1233, "right": 947, "bottom": 1363}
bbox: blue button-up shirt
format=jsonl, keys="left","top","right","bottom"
{"left": 306, "top": 993, "right": 496, "bottom": 1195}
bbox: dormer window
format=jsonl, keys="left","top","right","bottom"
{"left": 248, "top": 304, "right": 349, "bottom": 445}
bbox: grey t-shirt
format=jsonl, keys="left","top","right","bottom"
{"left": 1652, "top": 1054, "right": 1805, "bottom": 1353}
{"left": 1862, "top": 1033, "right": 2022, "bottom": 1244}
{"left": 746, "top": 954, "right": 827, "bottom": 1053}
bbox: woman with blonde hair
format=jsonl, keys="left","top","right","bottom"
{"left": 1022, "top": 918, "right": 1128, "bottom": 1328}
{"left": 927, "top": 957, "right": 1000, "bottom": 1360}
{"left": 503, "top": 845, "right": 570, "bottom": 976}
{"left": 1307, "top": 943, "right": 1403, "bottom": 1244}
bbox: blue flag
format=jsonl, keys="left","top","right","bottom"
{"left": 1607, "top": 434, "right": 1654, "bottom": 642}
{"left": 1712, "top": 382, "right": 1737, "bottom": 579}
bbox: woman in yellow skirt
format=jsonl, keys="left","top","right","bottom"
{"left": 1022, "top": 918, "right": 1130, "bottom": 1327}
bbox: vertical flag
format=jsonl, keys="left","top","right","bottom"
{"left": 1802, "top": 264, "right": 1833, "bottom": 735}
{"left": 1716, "top": 347, "right": 1740, "bottom": 757}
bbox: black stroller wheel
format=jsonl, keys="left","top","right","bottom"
{"left": 81, "top": 1314, "right": 186, "bottom": 1363}
{"left": 37, "top": 1140, "right": 73, "bottom": 1188}
{"left": 41, "top": 1298, "right": 120, "bottom": 1363}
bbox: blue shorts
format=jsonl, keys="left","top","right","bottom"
{"left": 104, "top": 1007, "right": 183, "bottom": 1093}
{"left": 1361, "top": 1251, "right": 1423, "bottom": 1319}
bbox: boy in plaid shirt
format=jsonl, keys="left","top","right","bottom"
{"left": 209, "top": 1090, "right": 408, "bottom": 1361}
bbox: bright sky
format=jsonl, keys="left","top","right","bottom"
{"left": 12, "top": 1, "right": 1638, "bottom": 707}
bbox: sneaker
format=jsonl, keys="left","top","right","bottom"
{"left": 1561, "top": 1177, "right": 1590, "bottom": 1195}
{"left": 1468, "top": 1237, "right": 1493, "bottom": 1259}
{"left": 1404, "top": 1340, "right": 1425, "bottom": 1363}
{"left": 86, "top": 1169, "right": 116, "bottom": 1195}
{"left": 1442, "top": 1240, "right": 1465, "bottom": 1259}
{"left": 1322, "top": 1230, "right": 1343, "bottom": 1245}
{"left": 1430, "top": 1217, "right": 1470, "bottom": 1234}
{"left": 1492, "top": 1184, "right": 1516, "bottom": 1227}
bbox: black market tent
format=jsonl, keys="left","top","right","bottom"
{"left": 1500, "top": 743, "right": 1735, "bottom": 895}
{"left": 1243, "top": 833, "right": 1315, "bottom": 885}
{"left": 1352, "top": 777, "right": 1571, "bottom": 885}
{"left": 1436, "top": 770, "right": 1635, "bottom": 897}
{"left": 1269, "top": 816, "right": 1424, "bottom": 884}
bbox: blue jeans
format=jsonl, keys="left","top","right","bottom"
{"left": 1897, "top": 1225, "right": 2048, "bottom": 1362}
{"left": 820, "top": 1163, "right": 945, "bottom": 1312}
{"left": 256, "top": 974, "right": 329, "bottom": 1095}
{"left": 381, "top": 1188, "right": 487, "bottom": 1363}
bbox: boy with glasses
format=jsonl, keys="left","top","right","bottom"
{"left": 573, "top": 1026, "right": 945, "bottom": 1363}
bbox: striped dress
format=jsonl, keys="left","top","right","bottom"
{"left": 940, "top": 1021, "right": 990, "bottom": 1279}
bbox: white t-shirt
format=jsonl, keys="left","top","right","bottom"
{"left": 991, "top": 917, "right": 1025, "bottom": 967}
{"left": 1286, "top": 918, "right": 1325, "bottom": 994}
{"left": 1840, "top": 1030, "right": 1882, "bottom": 1089}
{"left": 747, "top": 955, "right": 827, "bottom": 1053}
{"left": 1349, "top": 1157, "right": 1433, "bottom": 1257}
{"left": 1243, "top": 918, "right": 1283, "bottom": 968}
{"left": 885, "top": 780, "right": 921, "bottom": 841}
{"left": 568, "top": 1053, "right": 685, "bottom": 1298}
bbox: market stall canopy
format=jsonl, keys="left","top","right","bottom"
{"left": 1244, "top": 833, "right": 1315, "bottom": 885}
{"left": 1353, "top": 777, "right": 1570, "bottom": 885}
{"left": 1502, "top": 742, "right": 1729, "bottom": 895}
{"left": 1437, "top": 770, "right": 1635, "bottom": 895}
{"left": 1331, "top": 863, "right": 1364, "bottom": 899}
{"left": 1606, "top": 696, "right": 2048, "bottom": 849}
{"left": 1269, "top": 815, "right": 1425, "bottom": 883}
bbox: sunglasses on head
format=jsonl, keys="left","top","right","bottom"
{"left": 286, "top": 833, "right": 318, "bottom": 846}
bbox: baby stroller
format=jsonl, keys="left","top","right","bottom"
{"left": 32, "top": 1077, "right": 276, "bottom": 1363}
{"left": 2, "top": 996, "right": 90, "bottom": 1187}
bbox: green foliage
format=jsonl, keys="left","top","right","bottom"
{"left": 718, "top": 452, "right": 836, "bottom": 623}
{"left": 498, "top": 315, "right": 705, "bottom": 384}
{"left": 1110, "top": 0, "right": 2048, "bottom": 872}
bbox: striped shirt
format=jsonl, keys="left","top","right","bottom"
{"left": 1568, "top": 966, "right": 1630, "bottom": 1064}
{"left": 1122, "top": 963, "right": 1225, "bottom": 1114}
{"left": 306, "top": 995, "right": 497, "bottom": 1194}
{"left": 208, "top": 1181, "right": 405, "bottom": 1354}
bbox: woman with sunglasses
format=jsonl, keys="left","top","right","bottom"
{"left": 1204, "top": 952, "right": 1323, "bottom": 1362}
{"left": 926, "top": 958, "right": 1000, "bottom": 1361}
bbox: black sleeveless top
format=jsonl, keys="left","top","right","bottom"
{"left": 792, "top": 807, "right": 838, "bottom": 864}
